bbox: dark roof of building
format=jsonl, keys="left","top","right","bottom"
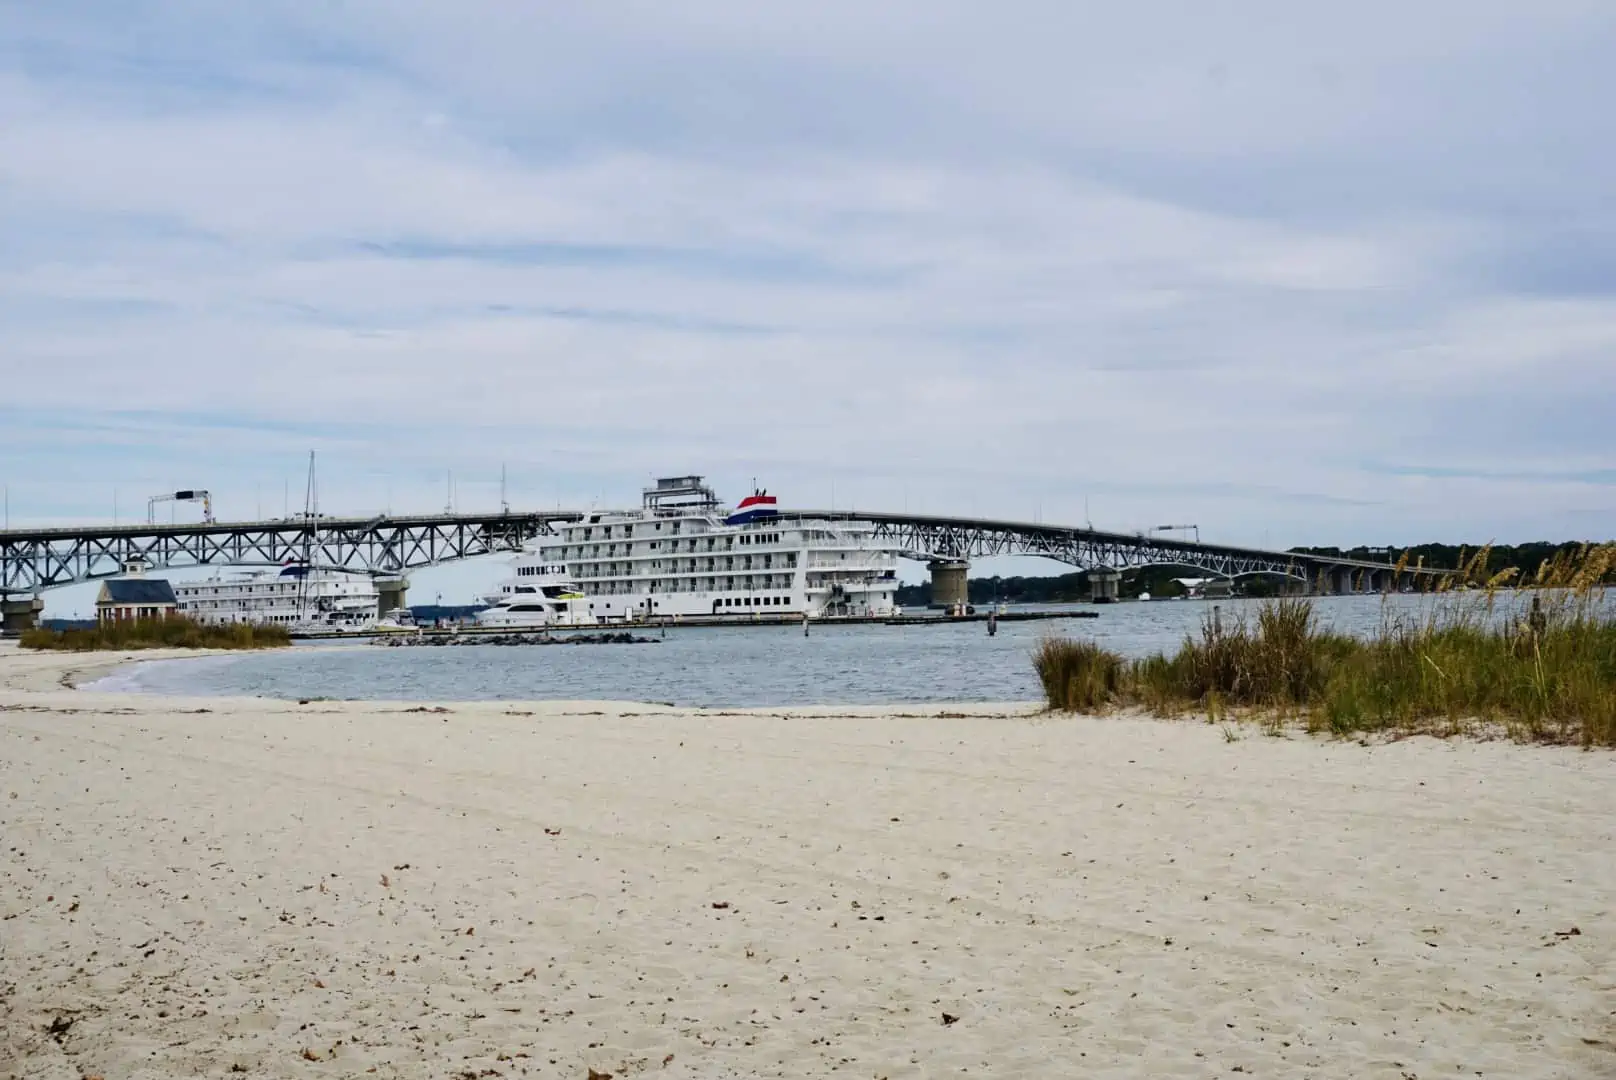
{"left": 100, "top": 578, "right": 178, "bottom": 605}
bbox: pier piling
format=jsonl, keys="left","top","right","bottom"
{"left": 928, "top": 560, "right": 970, "bottom": 611}
{"left": 1, "top": 595, "right": 44, "bottom": 632}
{"left": 375, "top": 577, "right": 409, "bottom": 617}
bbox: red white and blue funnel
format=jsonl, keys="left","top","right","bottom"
{"left": 725, "top": 488, "right": 780, "bottom": 525}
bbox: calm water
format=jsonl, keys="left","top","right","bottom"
{"left": 88, "top": 594, "right": 1512, "bottom": 707}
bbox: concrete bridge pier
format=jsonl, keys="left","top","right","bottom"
{"left": 1088, "top": 567, "right": 1121, "bottom": 603}
{"left": 1, "top": 595, "right": 45, "bottom": 633}
{"left": 1315, "top": 568, "right": 1349, "bottom": 595}
{"left": 375, "top": 577, "right": 409, "bottom": 617}
{"left": 928, "top": 560, "right": 969, "bottom": 611}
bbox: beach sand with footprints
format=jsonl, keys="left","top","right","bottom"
{"left": 2, "top": 640, "right": 1613, "bottom": 1078}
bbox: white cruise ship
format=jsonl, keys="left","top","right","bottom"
{"left": 174, "top": 564, "right": 380, "bottom": 633}
{"left": 484, "top": 476, "right": 903, "bottom": 622}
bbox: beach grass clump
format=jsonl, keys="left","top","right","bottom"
{"left": 20, "top": 616, "right": 291, "bottom": 652}
{"left": 1138, "top": 596, "right": 1343, "bottom": 709}
{"left": 1033, "top": 637, "right": 1125, "bottom": 712}
{"left": 1035, "top": 543, "right": 1616, "bottom": 747}
{"left": 1312, "top": 605, "right": 1616, "bottom": 744}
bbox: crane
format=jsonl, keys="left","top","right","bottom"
{"left": 147, "top": 489, "right": 214, "bottom": 525}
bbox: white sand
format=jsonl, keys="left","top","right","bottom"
{"left": 2, "top": 642, "right": 1613, "bottom": 1079}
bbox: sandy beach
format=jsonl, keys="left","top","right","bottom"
{"left": 2, "top": 642, "right": 1613, "bottom": 1079}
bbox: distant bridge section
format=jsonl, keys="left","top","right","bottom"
{"left": 0, "top": 511, "right": 582, "bottom": 598}
{"left": 781, "top": 509, "right": 1442, "bottom": 603}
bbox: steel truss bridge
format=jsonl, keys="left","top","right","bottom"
{"left": 0, "top": 512, "right": 581, "bottom": 596}
{"left": 782, "top": 511, "right": 1438, "bottom": 590}
{"left": 1, "top": 508, "right": 1432, "bottom": 598}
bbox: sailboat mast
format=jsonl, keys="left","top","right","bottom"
{"left": 297, "top": 451, "right": 317, "bottom": 623}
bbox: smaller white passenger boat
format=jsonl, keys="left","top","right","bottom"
{"left": 375, "top": 608, "right": 419, "bottom": 632}
{"left": 476, "top": 564, "right": 590, "bottom": 628}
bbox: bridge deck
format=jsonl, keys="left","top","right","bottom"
{"left": 2, "top": 508, "right": 1436, "bottom": 594}
{"left": 781, "top": 510, "right": 1426, "bottom": 576}
{"left": 0, "top": 511, "right": 582, "bottom": 544}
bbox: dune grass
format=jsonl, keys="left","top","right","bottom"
{"left": 1034, "top": 544, "right": 1616, "bottom": 747}
{"left": 20, "top": 616, "right": 291, "bottom": 652}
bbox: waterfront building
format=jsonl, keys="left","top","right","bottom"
{"left": 96, "top": 577, "right": 179, "bottom": 623}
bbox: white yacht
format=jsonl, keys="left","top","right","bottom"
{"left": 375, "top": 608, "right": 419, "bottom": 632}
{"left": 485, "top": 476, "right": 903, "bottom": 622}
{"left": 173, "top": 564, "right": 380, "bottom": 633}
{"left": 475, "top": 563, "right": 590, "bottom": 628}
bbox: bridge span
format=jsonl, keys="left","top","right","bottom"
{"left": 1, "top": 507, "right": 1435, "bottom": 629}
{"left": 780, "top": 510, "right": 1439, "bottom": 607}
{"left": 0, "top": 511, "right": 582, "bottom": 628}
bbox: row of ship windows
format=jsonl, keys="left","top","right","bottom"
{"left": 178, "top": 585, "right": 299, "bottom": 595}
{"left": 187, "top": 613, "right": 304, "bottom": 623}
{"left": 586, "top": 595, "right": 794, "bottom": 610}
{"left": 570, "top": 521, "right": 790, "bottom": 541}
{"left": 177, "top": 586, "right": 365, "bottom": 595}
{"left": 589, "top": 575, "right": 795, "bottom": 594}
{"left": 545, "top": 543, "right": 884, "bottom": 565}
{"left": 551, "top": 535, "right": 791, "bottom": 557}
{"left": 184, "top": 600, "right": 300, "bottom": 610}
{"left": 570, "top": 521, "right": 858, "bottom": 543}
{"left": 578, "top": 568, "right": 894, "bottom": 590}
{"left": 569, "top": 530, "right": 884, "bottom": 552}
{"left": 575, "top": 555, "right": 795, "bottom": 574}
{"left": 604, "top": 592, "right": 892, "bottom": 611}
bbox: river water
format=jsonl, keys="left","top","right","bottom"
{"left": 87, "top": 593, "right": 1537, "bottom": 707}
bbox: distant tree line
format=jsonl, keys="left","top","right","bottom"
{"left": 1286, "top": 541, "right": 1597, "bottom": 581}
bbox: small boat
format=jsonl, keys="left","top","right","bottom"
{"left": 375, "top": 608, "right": 418, "bottom": 632}
{"left": 476, "top": 564, "right": 590, "bottom": 629}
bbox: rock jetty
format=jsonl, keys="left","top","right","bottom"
{"left": 377, "top": 631, "right": 657, "bottom": 647}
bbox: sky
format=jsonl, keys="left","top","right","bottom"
{"left": 3, "top": 2, "right": 1615, "bottom": 613}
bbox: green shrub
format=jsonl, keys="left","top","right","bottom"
{"left": 1033, "top": 637, "right": 1125, "bottom": 712}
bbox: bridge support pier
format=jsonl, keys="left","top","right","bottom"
{"left": 1087, "top": 567, "right": 1121, "bottom": 604}
{"left": 375, "top": 577, "right": 409, "bottom": 617}
{"left": 1, "top": 596, "right": 45, "bottom": 633}
{"left": 928, "top": 560, "right": 969, "bottom": 612}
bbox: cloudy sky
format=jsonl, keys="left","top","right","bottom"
{"left": 4, "top": 2, "right": 1615, "bottom": 608}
